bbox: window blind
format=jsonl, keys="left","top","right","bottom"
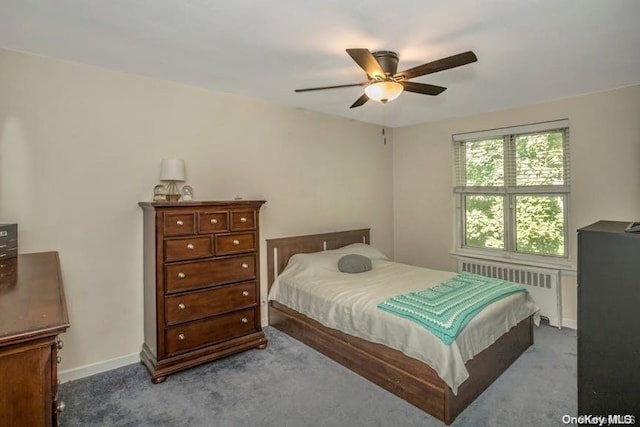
{"left": 454, "top": 121, "right": 570, "bottom": 190}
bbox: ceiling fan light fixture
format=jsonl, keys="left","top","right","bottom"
{"left": 295, "top": 49, "right": 477, "bottom": 108}
{"left": 364, "top": 81, "right": 403, "bottom": 103}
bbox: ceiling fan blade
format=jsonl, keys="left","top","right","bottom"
{"left": 394, "top": 51, "right": 478, "bottom": 81}
{"left": 346, "top": 48, "right": 386, "bottom": 79}
{"left": 401, "top": 81, "right": 447, "bottom": 96}
{"left": 349, "top": 93, "right": 369, "bottom": 109}
{"left": 294, "top": 82, "right": 367, "bottom": 93}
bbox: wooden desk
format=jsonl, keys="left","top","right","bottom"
{"left": 0, "top": 252, "right": 70, "bottom": 427}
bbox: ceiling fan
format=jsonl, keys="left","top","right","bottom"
{"left": 295, "top": 49, "right": 478, "bottom": 108}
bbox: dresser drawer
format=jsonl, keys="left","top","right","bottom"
{"left": 198, "top": 211, "right": 229, "bottom": 234}
{"left": 0, "top": 224, "right": 17, "bottom": 260}
{"left": 165, "top": 255, "right": 255, "bottom": 293}
{"left": 230, "top": 210, "right": 256, "bottom": 231}
{"left": 0, "top": 257, "right": 17, "bottom": 285}
{"left": 164, "top": 213, "right": 196, "bottom": 236}
{"left": 0, "top": 248, "right": 17, "bottom": 260}
{"left": 165, "top": 281, "right": 257, "bottom": 326}
{"left": 164, "top": 236, "right": 213, "bottom": 262}
{"left": 215, "top": 232, "right": 256, "bottom": 255}
{"left": 165, "top": 308, "right": 257, "bottom": 355}
{"left": 0, "top": 258, "right": 17, "bottom": 276}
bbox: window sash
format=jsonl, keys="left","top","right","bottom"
{"left": 453, "top": 121, "right": 570, "bottom": 260}
{"left": 514, "top": 194, "right": 567, "bottom": 257}
{"left": 459, "top": 192, "right": 569, "bottom": 258}
{"left": 462, "top": 194, "right": 506, "bottom": 250}
{"left": 454, "top": 123, "right": 570, "bottom": 188}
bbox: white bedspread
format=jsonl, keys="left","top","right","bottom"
{"left": 268, "top": 244, "right": 540, "bottom": 394}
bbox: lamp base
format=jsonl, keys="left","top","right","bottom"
{"left": 163, "top": 181, "right": 181, "bottom": 202}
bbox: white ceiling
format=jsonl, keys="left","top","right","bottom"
{"left": 1, "top": 0, "right": 639, "bottom": 128}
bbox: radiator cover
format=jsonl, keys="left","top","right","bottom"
{"left": 457, "top": 256, "right": 562, "bottom": 328}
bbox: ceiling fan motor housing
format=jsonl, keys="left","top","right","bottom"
{"left": 372, "top": 51, "right": 399, "bottom": 77}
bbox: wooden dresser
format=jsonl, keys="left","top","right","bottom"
{"left": 139, "top": 200, "right": 267, "bottom": 383}
{"left": 0, "top": 252, "right": 70, "bottom": 427}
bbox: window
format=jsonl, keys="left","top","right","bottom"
{"left": 453, "top": 120, "right": 570, "bottom": 261}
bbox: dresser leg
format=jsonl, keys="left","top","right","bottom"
{"left": 258, "top": 343, "right": 268, "bottom": 350}
{"left": 151, "top": 376, "right": 166, "bottom": 384}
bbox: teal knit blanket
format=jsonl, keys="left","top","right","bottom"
{"left": 378, "top": 272, "right": 527, "bottom": 345}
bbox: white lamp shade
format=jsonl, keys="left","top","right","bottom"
{"left": 364, "top": 81, "right": 404, "bottom": 103}
{"left": 160, "top": 159, "right": 185, "bottom": 181}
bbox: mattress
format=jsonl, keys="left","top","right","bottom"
{"left": 268, "top": 243, "right": 540, "bottom": 394}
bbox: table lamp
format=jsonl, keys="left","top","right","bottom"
{"left": 160, "top": 159, "right": 185, "bottom": 202}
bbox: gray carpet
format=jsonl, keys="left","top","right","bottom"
{"left": 59, "top": 324, "right": 576, "bottom": 426}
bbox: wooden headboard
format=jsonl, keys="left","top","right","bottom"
{"left": 266, "top": 228, "right": 370, "bottom": 291}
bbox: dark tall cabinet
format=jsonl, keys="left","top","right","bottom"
{"left": 577, "top": 221, "right": 640, "bottom": 417}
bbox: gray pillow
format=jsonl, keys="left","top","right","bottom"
{"left": 338, "top": 254, "right": 372, "bottom": 273}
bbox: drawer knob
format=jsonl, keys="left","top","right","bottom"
{"left": 57, "top": 355, "right": 62, "bottom": 364}
{"left": 178, "top": 272, "right": 186, "bottom": 279}
{"left": 57, "top": 401, "right": 66, "bottom": 413}
{"left": 176, "top": 220, "right": 184, "bottom": 226}
{"left": 178, "top": 303, "right": 186, "bottom": 310}
{"left": 241, "top": 317, "right": 248, "bottom": 324}
{"left": 233, "top": 239, "right": 240, "bottom": 245}
{"left": 56, "top": 337, "right": 64, "bottom": 350}
{"left": 242, "top": 290, "right": 249, "bottom": 296}
{"left": 178, "top": 333, "right": 185, "bottom": 340}
{"left": 240, "top": 217, "right": 247, "bottom": 223}
{"left": 210, "top": 218, "right": 218, "bottom": 224}
{"left": 241, "top": 263, "right": 249, "bottom": 269}
{"left": 187, "top": 243, "right": 194, "bottom": 249}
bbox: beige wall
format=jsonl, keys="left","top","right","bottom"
{"left": 2, "top": 45, "right": 638, "bottom": 375}
{"left": 0, "top": 49, "right": 394, "bottom": 373}
{"left": 393, "top": 84, "right": 640, "bottom": 326}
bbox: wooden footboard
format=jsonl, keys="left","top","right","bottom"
{"left": 270, "top": 301, "right": 449, "bottom": 419}
{"left": 270, "top": 300, "right": 533, "bottom": 424}
{"left": 266, "top": 229, "right": 534, "bottom": 424}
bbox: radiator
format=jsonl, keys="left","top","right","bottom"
{"left": 457, "top": 257, "right": 562, "bottom": 328}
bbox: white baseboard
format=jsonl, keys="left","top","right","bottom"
{"left": 59, "top": 352, "right": 140, "bottom": 383}
{"left": 562, "top": 318, "right": 577, "bottom": 330}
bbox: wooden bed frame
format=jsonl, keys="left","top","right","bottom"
{"left": 266, "top": 229, "right": 534, "bottom": 425}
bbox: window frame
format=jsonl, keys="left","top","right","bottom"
{"left": 453, "top": 120, "right": 571, "bottom": 268}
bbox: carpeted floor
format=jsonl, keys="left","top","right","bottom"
{"left": 59, "top": 323, "right": 577, "bottom": 426}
